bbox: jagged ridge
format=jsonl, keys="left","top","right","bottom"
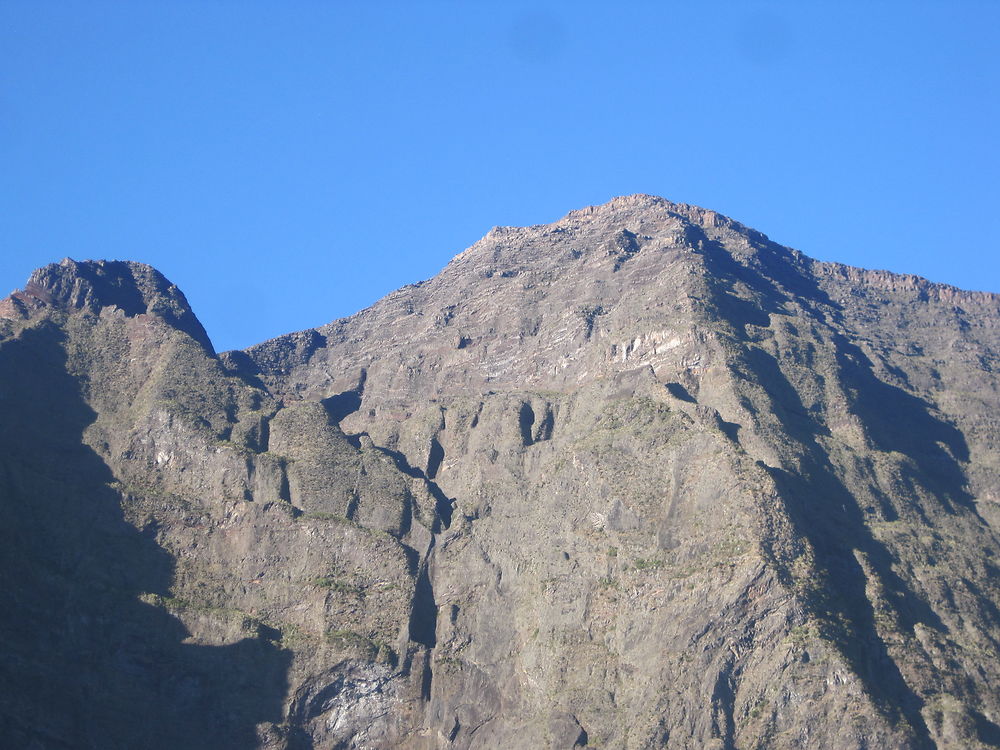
{"left": 2, "top": 196, "right": 1000, "bottom": 749}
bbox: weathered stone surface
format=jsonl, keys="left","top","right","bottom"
{"left": 2, "top": 195, "right": 1000, "bottom": 748}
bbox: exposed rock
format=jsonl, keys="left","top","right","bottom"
{"left": 2, "top": 195, "right": 1000, "bottom": 749}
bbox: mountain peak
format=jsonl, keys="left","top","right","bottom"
{"left": 1, "top": 259, "right": 213, "bottom": 353}
{"left": 4, "top": 199, "right": 1000, "bottom": 748}
{"left": 561, "top": 194, "right": 764, "bottom": 237}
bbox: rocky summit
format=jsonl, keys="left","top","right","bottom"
{"left": 2, "top": 195, "right": 999, "bottom": 750}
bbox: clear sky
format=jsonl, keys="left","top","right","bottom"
{"left": 3, "top": 2, "right": 998, "bottom": 352}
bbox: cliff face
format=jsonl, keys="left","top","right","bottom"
{"left": 2, "top": 197, "right": 1000, "bottom": 749}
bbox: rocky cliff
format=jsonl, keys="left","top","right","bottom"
{"left": 2, "top": 196, "right": 999, "bottom": 749}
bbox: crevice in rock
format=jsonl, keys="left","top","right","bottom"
{"left": 433, "top": 493, "right": 454, "bottom": 530}
{"left": 716, "top": 416, "right": 741, "bottom": 444}
{"left": 973, "top": 710, "right": 1000, "bottom": 745}
{"left": 518, "top": 401, "right": 554, "bottom": 445}
{"left": 535, "top": 404, "right": 554, "bottom": 442}
{"left": 470, "top": 401, "right": 484, "bottom": 429}
{"left": 278, "top": 460, "right": 291, "bottom": 503}
{"left": 374, "top": 445, "right": 454, "bottom": 531}
{"left": 255, "top": 412, "right": 271, "bottom": 453}
{"left": 397, "top": 488, "right": 413, "bottom": 538}
{"left": 400, "top": 545, "right": 420, "bottom": 578}
{"left": 710, "top": 664, "right": 737, "bottom": 750}
{"left": 322, "top": 390, "right": 361, "bottom": 423}
{"left": 665, "top": 382, "right": 697, "bottom": 403}
{"left": 344, "top": 490, "right": 359, "bottom": 522}
{"left": 420, "top": 660, "right": 434, "bottom": 702}
{"left": 427, "top": 437, "right": 444, "bottom": 480}
{"left": 408, "top": 545, "right": 438, "bottom": 648}
{"left": 519, "top": 402, "right": 535, "bottom": 446}
{"left": 322, "top": 369, "right": 367, "bottom": 425}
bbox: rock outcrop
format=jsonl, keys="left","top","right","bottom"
{"left": 2, "top": 196, "right": 999, "bottom": 749}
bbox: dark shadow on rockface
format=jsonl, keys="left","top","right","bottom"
{"left": 410, "top": 560, "right": 438, "bottom": 649}
{"left": 689, "top": 223, "right": 842, "bottom": 330}
{"left": 675, "top": 218, "right": 983, "bottom": 746}
{"left": 742, "top": 345, "right": 953, "bottom": 749}
{"left": 519, "top": 402, "right": 536, "bottom": 446}
{"left": 0, "top": 324, "right": 291, "bottom": 749}
{"left": 373, "top": 444, "right": 454, "bottom": 530}
{"left": 830, "top": 333, "right": 972, "bottom": 513}
{"left": 764, "top": 463, "right": 936, "bottom": 747}
{"left": 745, "top": 341, "right": 964, "bottom": 748}
{"left": 664, "top": 382, "right": 697, "bottom": 403}
{"left": 322, "top": 389, "right": 362, "bottom": 424}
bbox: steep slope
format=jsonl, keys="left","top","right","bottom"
{"left": 242, "top": 195, "right": 1000, "bottom": 749}
{"left": 2, "top": 196, "right": 999, "bottom": 749}
{"left": 0, "top": 260, "right": 441, "bottom": 748}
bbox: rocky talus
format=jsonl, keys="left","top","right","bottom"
{"left": 2, "top": 196, "right": 999, "bottom": 749}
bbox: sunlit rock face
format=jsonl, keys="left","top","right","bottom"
{"left": 3, "top": 196, "right": 1000, "bottom": 749}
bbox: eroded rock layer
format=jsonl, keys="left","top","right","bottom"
{"left": 2, "top": 196, "right": 999, "bottom": 749}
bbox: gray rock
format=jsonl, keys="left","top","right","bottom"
{"left": 3, "top": 194, "right": 1000, "bottom": 749}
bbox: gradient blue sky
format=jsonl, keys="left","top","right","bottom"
{"left": 3, "top": 2, "right": 998, "bottom": 352}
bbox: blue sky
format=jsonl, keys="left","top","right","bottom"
{"left": 3, "top": 2, "right": 998, "bottom": 352}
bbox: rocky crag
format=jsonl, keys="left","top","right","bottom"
{"left": 2, "top": 195, "right": 999, "bottom": 749}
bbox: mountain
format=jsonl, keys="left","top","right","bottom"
{"left": 2, "top": 196, "right": 999, "bottom": 749}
